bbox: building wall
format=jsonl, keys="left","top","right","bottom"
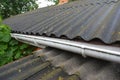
{"left": 59, "top": 0, "right": 69, "bottom": 5}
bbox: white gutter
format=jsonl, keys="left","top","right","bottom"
{"left": 11, "top": 33, "right": 120, "bottom": 63}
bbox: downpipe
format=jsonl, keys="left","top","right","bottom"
{"left": 11, "top": 33, "right": 120, "bottom": 63}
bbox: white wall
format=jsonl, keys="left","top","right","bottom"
{"left": 36, "top": 0, "right": 55, "bottom": 8}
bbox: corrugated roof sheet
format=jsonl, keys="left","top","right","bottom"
{"left": 3, "top": 0, "right": 120, "bottom": 44}
{"left": 0, "top": 47, "right": 120, "bottom": 80}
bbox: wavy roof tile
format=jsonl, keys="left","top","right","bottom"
{"left": 0, "top": 48, "right": 120, "bottom": 80}
{"left": 3, "top": 0, "right": 120, "bottom": 44}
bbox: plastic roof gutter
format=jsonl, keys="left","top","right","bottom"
{"left": 11, "top": 33, "right": 120, "bottom": 63}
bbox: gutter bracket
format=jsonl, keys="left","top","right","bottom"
{"left": 33, "top": 38, "right": 39, "bottom": 47}
{"left": 81, "top": 45, "right": 87, "bottom": 58}
{"left": 12, "top": 34, "right": 18, "bottom": 40}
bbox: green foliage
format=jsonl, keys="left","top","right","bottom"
{"left": 0, "top": 18, "right": 35, "bottom": 66}
{"left": 0, "top": 0, "right": 38, "bottom": 19}
{"left": 49, "top": 0, "right": 59, "bottom": 5}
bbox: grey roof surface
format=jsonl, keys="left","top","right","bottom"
{"left": 3, "top": 0, "right": 120, "bottom": 44}
{"left": 0, "top": 47, "right": 120, "bottom": 80}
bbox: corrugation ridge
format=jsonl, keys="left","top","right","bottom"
{"left": 39, "top": 6, "right": 85, "bottom": 35}
{"left": 57, "top": 5, "right": 102, "bottom": 38}
{"left": 61, "top": 4, "right": 104, "bottom": 38}
{"left": 29, "top": 6, "right": 77, "bottom": 34}
{"left": 79, "top": 2, "right": 120, "bottom": 43}
{"left": 79, "top": 3, "right": 116, "bottom": 42}
{"left": 47, "top": 5, "right": 95, "bottom": 37}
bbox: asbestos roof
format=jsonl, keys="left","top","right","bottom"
{"left": 0, "top": 47, "right": 120, "bottom": 80}
{"left": 3, "top": 0, "right": 120, "bottom": 44}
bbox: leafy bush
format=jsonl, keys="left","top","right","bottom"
{"left": 0, "top": 17, "right": 35, "bottom": 66}
{"left": 0, "top": 0, "right": 38, "bottom": 19}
